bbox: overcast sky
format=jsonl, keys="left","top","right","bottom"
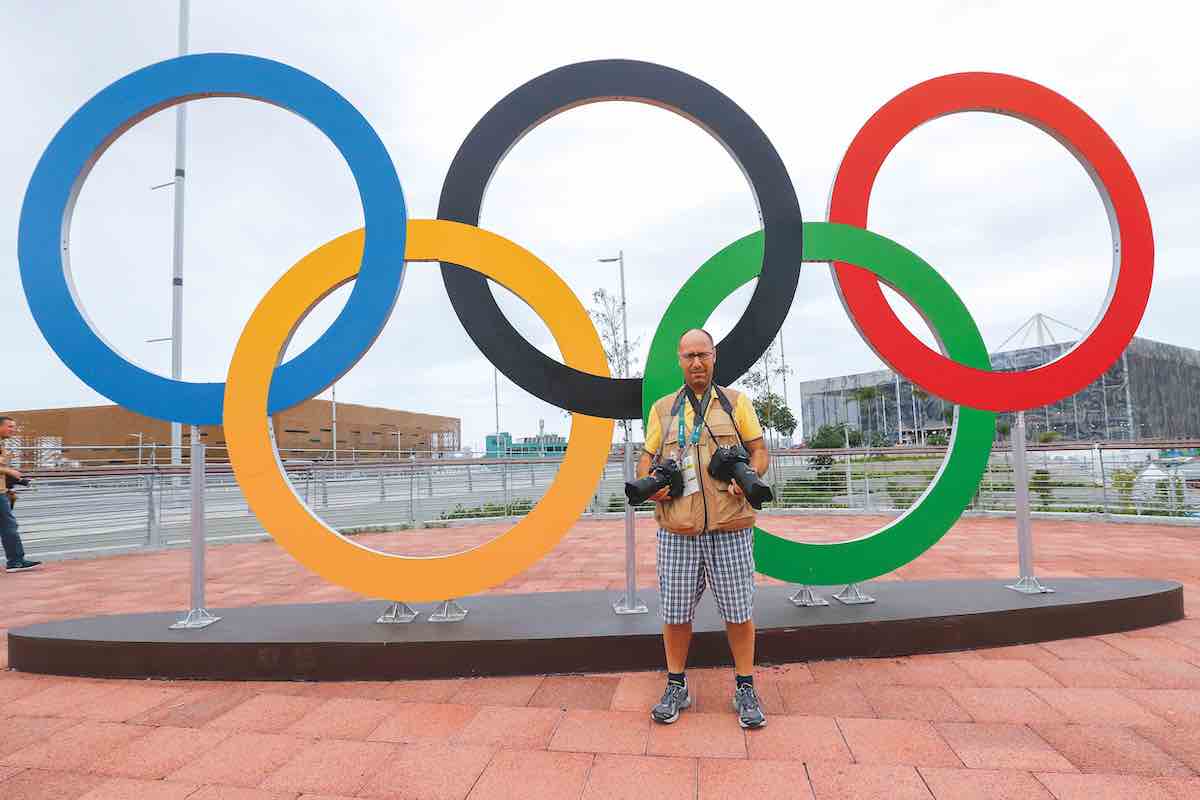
{"left": 2, "top": 1, "right": 1196, "bottom": 452}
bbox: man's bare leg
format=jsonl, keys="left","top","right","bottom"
{"left": 663, "top": 622, "right": 692, "bottom": 673}
{"left": 725, "top": 619, "right": 755, "bottom": 675}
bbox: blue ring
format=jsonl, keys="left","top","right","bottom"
{"left": 18, "top": 53, "right": 407, "bottom": 425}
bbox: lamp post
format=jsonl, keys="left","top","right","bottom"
{"left": 600, "top": 250, "right": 646, "bottom": 615}
{"left": 169, "top": 0, "right": 189, "bottom": 466}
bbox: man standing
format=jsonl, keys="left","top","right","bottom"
{"left": 637, "top": 329, "right": 769, "bottom": 728}
{"left": 0, "top": 416, "right": 41, "bottom": 572}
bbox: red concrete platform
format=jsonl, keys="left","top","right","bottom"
{"left": 1, "top": 515, "right": 1199, "bottom": 799}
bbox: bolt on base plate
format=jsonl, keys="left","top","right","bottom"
{"left": 376, "top": 601, "right": 419, "bottom": 623}
{"left": 790, "top": 586, "right": 830, "bottom": 607}
{"left": 169, "top": 608, "right": 221, "bottom": 630}
{"left": 612, "top": 594, "right": 649, "bottom": 615}
{"left": 1006, "top": 575, "right": 1055, "bottom": 594}
{"left": 428, "top": 598, "right": 469, "bottom": 622}
{"left": 833, "top": 583, "right": 876, "bottom": 605}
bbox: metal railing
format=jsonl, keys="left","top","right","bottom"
{"left": 763, "top": 440, "right": 1200, "bottom": 519}
{"left": 4, "top": 440, "right": 1198, "bottom": 561}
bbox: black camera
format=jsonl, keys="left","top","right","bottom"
{"left": 5, "top": 475, "right": 30, "bottom": 489}
{"left": 708, "top": 445, "right": 773, "bottom": 509}
{"left": 624, "top": 458, "right": 684, "bottom": 505}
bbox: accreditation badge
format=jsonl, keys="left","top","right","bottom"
{"left": 682, "top": 448, "right": 701, "bottom": 497}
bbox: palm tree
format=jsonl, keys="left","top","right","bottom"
{"left": 852, "top": 386, "right": 880, "bottom": 445}
{"left": 912, "top": 386, "right": 930, "bottom": 446}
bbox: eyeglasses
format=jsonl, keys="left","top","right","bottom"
{"left": 679, "top": 351, "right": 715, "bottom": 363}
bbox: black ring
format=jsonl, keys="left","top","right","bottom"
{"left": 438, "top": 60, "right": 802, "bottom": 419}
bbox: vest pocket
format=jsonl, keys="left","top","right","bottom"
{"left": 703, "top": 420, "right": 755, "bottom": 530}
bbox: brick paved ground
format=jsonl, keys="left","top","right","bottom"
{"left": 1, "top": 514, "right": 1200, "bottom": 798}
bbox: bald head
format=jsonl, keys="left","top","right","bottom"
{"left": 678, "top": 329, "right": 716, "bottom": 393}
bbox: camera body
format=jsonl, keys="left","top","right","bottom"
{"left": 708, "top": 444, "right": 773, "bottom": 509}
{"left": 624, "top": 458, "right": 684, "bottom": 506}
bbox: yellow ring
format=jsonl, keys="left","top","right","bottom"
{"left": 223, "top": 219, "right": 614, "bottom": 602}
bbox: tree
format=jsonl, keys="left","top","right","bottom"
{"left": 852, "top": 386, "right": 880, "bottom": 443}
{"left": 739, "top": 339, "right": 795, "bottom": 445}
{"left": 912, "top": 386, "right": 930, "bottom": 445}
{"left": 808, "top": 423, "right": 862, "bottom": 449}
{"left": 753, "top": 393, "right": 797, "bottom": 438}
{"left": 589, "top": 288, "right": 642, "bottom": 381}
{"left": 588, "top": 289, "right": 643, "bottom": 438}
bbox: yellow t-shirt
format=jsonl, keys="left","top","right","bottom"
{"left": 643, "top": 389, "right": 764, "bottom": 456}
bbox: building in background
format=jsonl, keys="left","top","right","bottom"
{"left": 797, "top": 336, "right": 1200, "bottom": 445}
{"left": 485, "top": 430, "right": 568, "bottom": 458}
{"left": 1, "top": 399, "right": 460, "bottom": 467}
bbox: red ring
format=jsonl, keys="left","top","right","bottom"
{"left": 829, "top": 72, "right": 1153, "bottom": 412}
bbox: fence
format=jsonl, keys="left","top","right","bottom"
{"left": 4, "top": 440, "right": 1198, "bottom": 561}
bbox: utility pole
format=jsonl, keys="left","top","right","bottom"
{"left": 493, "top": 367, "right": 501, "bottom": 455}
{"left": 169, "top": 0, "right": 189, "bottom": 466}
{"left": 894, "top": 373, "right": 904, "bottom": 445}
{"left": 778, "top": 331, "right": 789, "bottom": 407}
{"left": 330, "top": 383, "right": 338, "bottom": 464}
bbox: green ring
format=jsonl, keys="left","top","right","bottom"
{"left": 644, "top": 222, "right": 996, "bottom": 584}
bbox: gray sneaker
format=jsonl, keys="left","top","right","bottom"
{"left": 733, "top": 684, "right": 767, "bottom": 728}
{"left": 650, "top": 681, "right": 692, "bottom": 724}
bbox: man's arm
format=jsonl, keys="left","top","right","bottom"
{"left": 727, "top": 392, "right": 769, "bottom": 495}
{"left": 637, "top": 450, "right": 654, "bottom": 479}
{"left": 746, "top": 436, "right": 769, "bottom": 476}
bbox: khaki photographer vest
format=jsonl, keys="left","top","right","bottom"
{"left": 650, "top": 385, "right": 756, "bottom": 535}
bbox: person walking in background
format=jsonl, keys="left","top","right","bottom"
{"left": 1, "top": 416, "right": 41, "bottom": 572}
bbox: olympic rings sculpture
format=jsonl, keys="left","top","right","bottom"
{"left": 18, "top": 54, "right": 1153, "bottom": 601}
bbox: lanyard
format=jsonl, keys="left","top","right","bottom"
{"left": 677, "top": 385, "right": 713, "bottom": 450}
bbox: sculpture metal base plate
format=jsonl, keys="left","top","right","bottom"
{"left": 7, "top": 578, "right": 1181, "bottom": 681}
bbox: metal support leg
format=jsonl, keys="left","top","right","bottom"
{"left": 1006, "top": 412, "right": 1054, "bottom": 594}
{"left": 428, "top": 599, "right": 468, "bottom": 622}
{"left": 789, "top": 585, "right": 830, "bottom": 607}
{"left": 613, "top": 431, "right": 648, "bottom": 615}
{"left": 146, "top": 473, "right": 161, "bottom": 548}
{"left": 376, "top": 601, "right": 419, "bottom": 624}
{"left": 833, "top": 583, "right": 876, "bottom": 605}
{"left": 171, "top": 428, "right": 221, "bottom": 630}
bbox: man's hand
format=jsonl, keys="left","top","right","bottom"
{"left": 727, "top": 481, "right": 744, "bottom": 497}
{"left": 650, "top": 486, "right": 671, "bottom": 502}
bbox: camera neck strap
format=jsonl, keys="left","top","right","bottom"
{"left": 676, "top": 385, "right": 713, "bottom": 450}
{"left": 712, "top": 386, "right": 749, "bottom": 449}
{"left": 674, "top": 384, "right": 749, "bottom": 451}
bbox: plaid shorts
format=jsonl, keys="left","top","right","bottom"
{"left": 656, "top": 528, "right": 756, "bottom": 624}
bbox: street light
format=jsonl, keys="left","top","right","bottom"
{"left": 599, "top": 250, "right": 646, "bottom": 615}
{"left": 597, "top": 251, "right": 630, "bottom": 435}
